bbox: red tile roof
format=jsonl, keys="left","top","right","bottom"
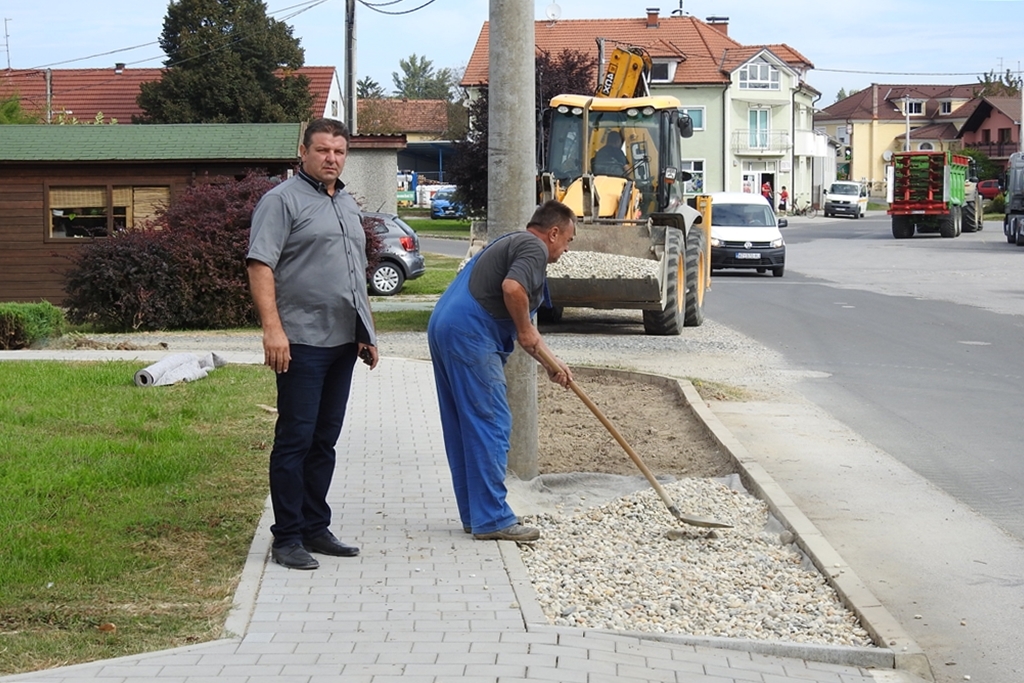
{"left": 461, "top": 13, "right": 812, "bottom": 88}
{"left": 0, "top": 66, "right": 337, "bottom": 123}
{"left": 357, "top": 98, "right": 449, "bottom": 135}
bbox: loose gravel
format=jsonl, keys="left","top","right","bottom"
{"left": 520, "top": 477, "right": 872, "bottom": 646}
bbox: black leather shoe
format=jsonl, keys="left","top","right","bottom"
{"left": 304, "top": 531, "right": 360, "bottom": 557}
{"left": 271, "top": 543, "right": 319, "bottom": 570}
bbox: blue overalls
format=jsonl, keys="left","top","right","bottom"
{"left": 427, "top": 236, "right": 538, "bottom": 535}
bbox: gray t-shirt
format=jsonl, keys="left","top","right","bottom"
{"left": 247, "top": 173, "right": 376, "bottom": 348}
{"left": 468, "top": 232, "right": 548, "bottom": 319}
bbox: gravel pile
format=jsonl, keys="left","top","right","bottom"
{"left": 546, "top": 251, "right": 659, "bottom": 279}
{"left": 520, "top": 477, "right": 874, "bottom": 647}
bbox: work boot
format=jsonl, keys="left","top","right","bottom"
{"left": 473, "top": 523, "right": 540, "bottom": 542}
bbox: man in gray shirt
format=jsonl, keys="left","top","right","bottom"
{"left": 247, "top": 118, "right": 377, "bottom": 570}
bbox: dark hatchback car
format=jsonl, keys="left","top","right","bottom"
{"left": 362, "top": 212, "right": 426, "bottom": 296}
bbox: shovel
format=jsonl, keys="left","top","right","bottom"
{"left": 537, "top": 347, "right": 732, "bottom": 529}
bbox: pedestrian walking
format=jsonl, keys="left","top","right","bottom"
{"left": 778, "top": 186, "right": 789, "bottom": 215}
{"left": 427, "top": 200, "right": 576, "bottom": 542}
{"left": 247, "top": 117, "right": 378, "bottom": 570}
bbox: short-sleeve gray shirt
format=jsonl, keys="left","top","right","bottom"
{"left": 247, "top": 173, "right": 376, "bottom": 348}
{"left": 468, "top": 232, "right": 548, "bottom": 319}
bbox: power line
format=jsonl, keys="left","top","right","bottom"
{"left": 18, "top": 0, "right": 328, "bottom": 71}
{"left": 357, "top": 0, "right": 437, "bottom": 16}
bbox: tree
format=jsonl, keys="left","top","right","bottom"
{"left": 392, "top": 53, "right": 457, "bottom": 100}
{"left": 960, "top": 147, "right": 1000, "bottom": 181}
{"left": 357, "top": 76, "right": 386, "bottom": 99}
{"left": 136, "top": 0, "right": 313, "bottom": 123}
{"left": 446, "top": 49, "right": 596, "bottom": 216}
{"left": 835, "top": 87, "right": 860, "bottom": 103}
{"left": 976, "top": 69, "right": 1021, "bottom": 97}
{"left": 0, "top": 93, "right": 42, "bottom": 124}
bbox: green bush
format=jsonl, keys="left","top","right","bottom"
{"left": 0, "top": 302, "right": 67, "bottom": 350}
{"left": 990, "top": 193, "right": 1006, "bottom": 214}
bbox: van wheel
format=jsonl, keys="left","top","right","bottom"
{"left": 772, "top": 265, "right": 785, "bottom": 277}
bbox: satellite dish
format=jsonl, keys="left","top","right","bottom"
{"left": 883, "top": 150, "right": 893, "bottom": 161}
{"left": 545, "top": 2, "right": 562, "bottom": 20}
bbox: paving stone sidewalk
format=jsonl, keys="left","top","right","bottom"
{"left": 0, "top": 352, "right": 904, "bottom": 683}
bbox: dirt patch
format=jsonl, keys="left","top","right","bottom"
{"left": 537, "top": 371, "right": 735, "bottom": 479}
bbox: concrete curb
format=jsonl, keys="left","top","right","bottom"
{"left": 546, "top": 366, "right": 934, "bottom": 680}
{"left": 222, "top": 495, "right": 274, "bottom": 639}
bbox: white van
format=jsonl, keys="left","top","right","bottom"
{"left": 708, "top": 192, "right": 786, "bottom": 278}
{"left": 823, "top": 180, "right": 868, "bottom": 219}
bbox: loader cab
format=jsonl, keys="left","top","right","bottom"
{"left": 544, "top": 94, "right": 693, "bottom": 220}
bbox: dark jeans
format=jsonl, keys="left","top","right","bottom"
{"left": 269, "top": 343, "right": 358, "bottom": 547}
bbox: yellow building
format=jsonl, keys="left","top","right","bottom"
{"left": 815, "top": 84, "right": 977, "bottom": 197}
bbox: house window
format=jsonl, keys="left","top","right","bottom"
{"left": 738, "top": 60, "right": 780, "bottom": 90}
{"left": 679, "top": 106, "right": 704, "bottom": 131}
{"left": 940, "top": 101, "right": 952, "bottom": 115}
{"left": 680, "top": 160, "right": 704, "bottom": 193}
{"left": 749, "top": 108, "right": 770, "bottom": 148}
{"left": 48, "top": 185, "right": 170, "bottom": 239}
{"left": 650, "top": 61, "right": 677, "bottom": 83}
{"left": 919, "top": 142, "right": 934, "bottom": 151}
{"left": 906, "top": 101, "right": 923, "bottom": 115}
{"left": 331, "top": 100, "right": 339, "bottom": 117}
{"left": 999, "top": 128, "right": 1013, "bottom": 142}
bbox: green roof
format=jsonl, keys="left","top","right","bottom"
{"left": 0, "top": 123, "right": 302, "bottom": 162}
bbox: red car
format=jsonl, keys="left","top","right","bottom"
{"left": 978, "top": 179, "right": 1001, "bottom": 200}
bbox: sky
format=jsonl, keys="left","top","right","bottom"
{"left": 2, "top": 0, "right": 1024, "bottom": 108}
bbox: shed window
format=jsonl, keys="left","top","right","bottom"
{"left": 49, "top": 185, "right": 170, "bottom": 239}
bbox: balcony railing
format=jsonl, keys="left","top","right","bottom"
{"left": 964, "top": 141, "right": 1019, "bottom": 159}
{"left": 732, "top": 130, "right": 791, "bottom": 155}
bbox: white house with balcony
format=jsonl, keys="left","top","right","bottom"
{"left": 460, "top": 9, "right": 828, "bottom": 208}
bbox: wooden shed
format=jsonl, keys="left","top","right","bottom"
{"left": 0, "top": 123, "right": 302, "bottom": 304}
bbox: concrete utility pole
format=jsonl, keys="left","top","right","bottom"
{"left": 487, "top": 0, "right": 538, "bottom": 479}
{"left": 344, "top": 0, "right": 357, "bottom": 133}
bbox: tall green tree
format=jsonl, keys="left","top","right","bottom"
{"left": 392, "top": 54, "right": 456, "bottom": 100}
{"left": 136, "top": 0, "right": 313, "bottom": 123}
{"left": 976, "top": 68, "right": 1021, "bottom": 97}
{"left": 447, "top": 49, "right": 596, "bottom": 216}
{"left": 357, "top": 76, "right": 386, "bottom": 99}
{"left": 0, "top": 93, "right": 42, "bottom": 123}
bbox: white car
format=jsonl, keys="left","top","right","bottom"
{"left": 823, "top": 180, "right": 868, "bottom": 218}
{"left": 708, "top": 192, "right": 787, "bottom": 277}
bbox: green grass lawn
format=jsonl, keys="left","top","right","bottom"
{"left": 403, "top": 217, "right": 471, "bottom": 238}
{"left": 393, "top": 253, "right": 460, "bottom": 298}
{"left": 0, "top": 361, "right": 276, "bottom": 675}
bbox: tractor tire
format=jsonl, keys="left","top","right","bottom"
{"left": 892, "top": 215, "right": 914, "bottom": 239}
{"left": 962, "top": 201, "right": 979, "bottom": 233}
{"left": 683, "top": 228, "right": 707, "bottom": 327}
{"left": 536, "top": 305, "right": 564, "bottom": 324}
{"left": 939, "top": 211, "right": 956, "bottom": 238}
{"left": 642, "top": 227, "right": 684, "bottom": 336}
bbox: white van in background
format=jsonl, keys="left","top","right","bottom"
{"left": 823, "top": 180, "right": 868, "bottom": 219}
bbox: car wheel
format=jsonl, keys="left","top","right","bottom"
{"left": 772, "top": 265, "right": 784, "bottom": 277}
{"left": 369, "top": 261, "right": 405, "bottom": 296}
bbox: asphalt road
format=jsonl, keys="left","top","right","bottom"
{"left": 709, "top": 212, "right": 1024, "bottom": 542}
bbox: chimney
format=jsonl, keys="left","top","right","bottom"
{"left": 646, "top": 7, "right": 660, "bottom": 28}
{"left": 705, "top": 16, "right": 729, "bottom": 35}
{"left": 114, "top": 63, "right": 125, "bottom": 74}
